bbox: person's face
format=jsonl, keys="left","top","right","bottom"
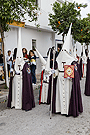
{"left": 8, "top": 51, "right": 11, "bottom": 56}
{"left": 23, "top": 48, "right": 26, "bottom": 53}
{"left": 30, "top": 52, "right": 34, "bottom": 57}
{"left": 0, "top": 50, "right": 1, "bottom": 54}
{"left": 58, "top": 47, "right": 60, "bottom": 51}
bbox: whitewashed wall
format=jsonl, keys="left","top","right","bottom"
{"left": 5, "top": 27, "right": 54, "bottom": 56}
{"left": 4, "top": 27, "right": 54, "bottom": 74}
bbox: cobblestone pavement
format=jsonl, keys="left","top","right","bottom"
{"left": 0, "top": 78, "right": 90, "bottom": 135}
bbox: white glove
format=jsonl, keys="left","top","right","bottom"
{"left": 67, "top": 77, "right": 70, "bottom": 79}
{"left": 15, "top": 70, "right": 20, "bottom": 74}
{"left": 51, "top": 69, "right": 55, "bottom": 74}
{"left": 10, "top": 68, "right": 13, "bottom": 73}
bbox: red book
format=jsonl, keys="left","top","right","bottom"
{"left": 64, "top": 65, "right": 74, "bottom": 78}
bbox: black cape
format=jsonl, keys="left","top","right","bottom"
{"left": 85, "top": 57, "right": 90, "bottom": 96}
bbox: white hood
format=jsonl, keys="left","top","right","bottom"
{"left": 73, "top": 44, "right": 78, "bottom": 61}
{"left": 82, "top": 43, "right": 86, "bottom": 57}
{"left": 56, "top": 24, "right": 75, "bottom": 71}
{"left": 56, "top": 50, "right": 75, "bottom": 71}
{"left": 82, "top": 43, "right": 87, "bottom": 63}
{"left": 35, "top": 48, "right": 46, "bottom": 70}
{"left": 62, "top": 23, "right": 72, "bottom": 54}
{"left": 88, "top": 50, "right": 90, "bottom": 59}
{"left": 45, "top": 49, "right": 51, "bottom": 71}
{"left": 15, "top": 27, "right": 25, "bottom": 71}
{"left": 74, "top": 44, "right": 76, "bottom": 59}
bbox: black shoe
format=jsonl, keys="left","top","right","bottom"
{"left": 11, "top": 107, "right": 15, "bottom": 109}
{"left": 25, "top": 109, "right": 30, "bottom": 112}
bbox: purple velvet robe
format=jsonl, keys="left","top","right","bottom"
{"left": 68, "top": 69, "right": 83, "bottom": 117}
{"left": 22, "top": 63, "right": 35, "bottom": 111}
{"left": 85, "top": 58, "right": 90, "bottom": 96}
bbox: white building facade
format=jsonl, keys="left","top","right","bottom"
{"left": 4, "top": 0, "right": 74, "bottom": 74}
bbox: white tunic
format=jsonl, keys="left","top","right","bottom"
{"left": 82, "top": 57, "right": 87, "bottom": 77}
{"left": 11, "top": 73, "right": 22, "bottom": 109}
{"left": 41, "top": 70, "right": 50, "bottom": 103}
{"left": 56, "top": 72, "right": 72, "bottom": 115}
{"left": 41, "top": 82, "right": 49, "bottom": 103}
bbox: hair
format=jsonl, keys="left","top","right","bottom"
{"left": 8, "top": 50, "right": 11, "bottom": 53}
{"left": 22, "top": 48, "right": 27, "bottom": 54}
{"left": 0, "top": 49, "right": 1, "bottom": 51}
{"left": 29, "top": 50, "right": 36, "bottom": 58}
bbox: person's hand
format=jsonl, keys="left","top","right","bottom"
{"left": 13, "top": 59, "right": 15, "bottom": 62}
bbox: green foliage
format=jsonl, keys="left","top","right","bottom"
{"left": 0, "top": 0, "right": 39, "bottom": 33}
{"left": 49, "top": 1, "right": 87, "bottom": 42}
{"left": 72, "top": 17, "right": 90, "bottom": 45}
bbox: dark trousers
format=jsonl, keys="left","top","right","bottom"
{"left": 7, "top": 64, "right": 10, "bottom": 77}
{"left": 31, "top": 65, "right": 36, "bottom": 84}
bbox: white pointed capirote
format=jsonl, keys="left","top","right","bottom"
{"left": 82, "top": 43, "right": 87, "bottom": 77}
{"left": 82, "top": 43, "right": 87, "bottom": 63}
{"left": 62, "top": 23, "right": 72, "bottom": 54}
{"left": 56, "top": 24, "right": 75, "bottom": 71}
{"left": 55, "top": 25, "right": 76, "bottom": 116}
{"left": 35, "top": 48, "right": 46, "bottom": 70}
{"left": 88, "top": 48, "right": 90, "bottom": 58}
{"left": 15, "top": 27, "right": 25, "bottom": 71}
{"left": 71, "top": 35, "right": 74, "bottom": 56}
{"left": 64, "top": 34, "right": 67, "bottom": 42}
{"left": 45, "top": 49, "right": 51, "bottom": 70}
{"left": 74, "top": 44, "right": 76, "bottom": 59}
{"left": 82, "top": 43, "right": 86, "bottom": 57}
{"left": 12, "top": 27, "right": 25, "bottom": 110}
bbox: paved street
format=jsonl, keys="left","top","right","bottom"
{"left": 0, "top": 78, "right": 90, "bottom": 135}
